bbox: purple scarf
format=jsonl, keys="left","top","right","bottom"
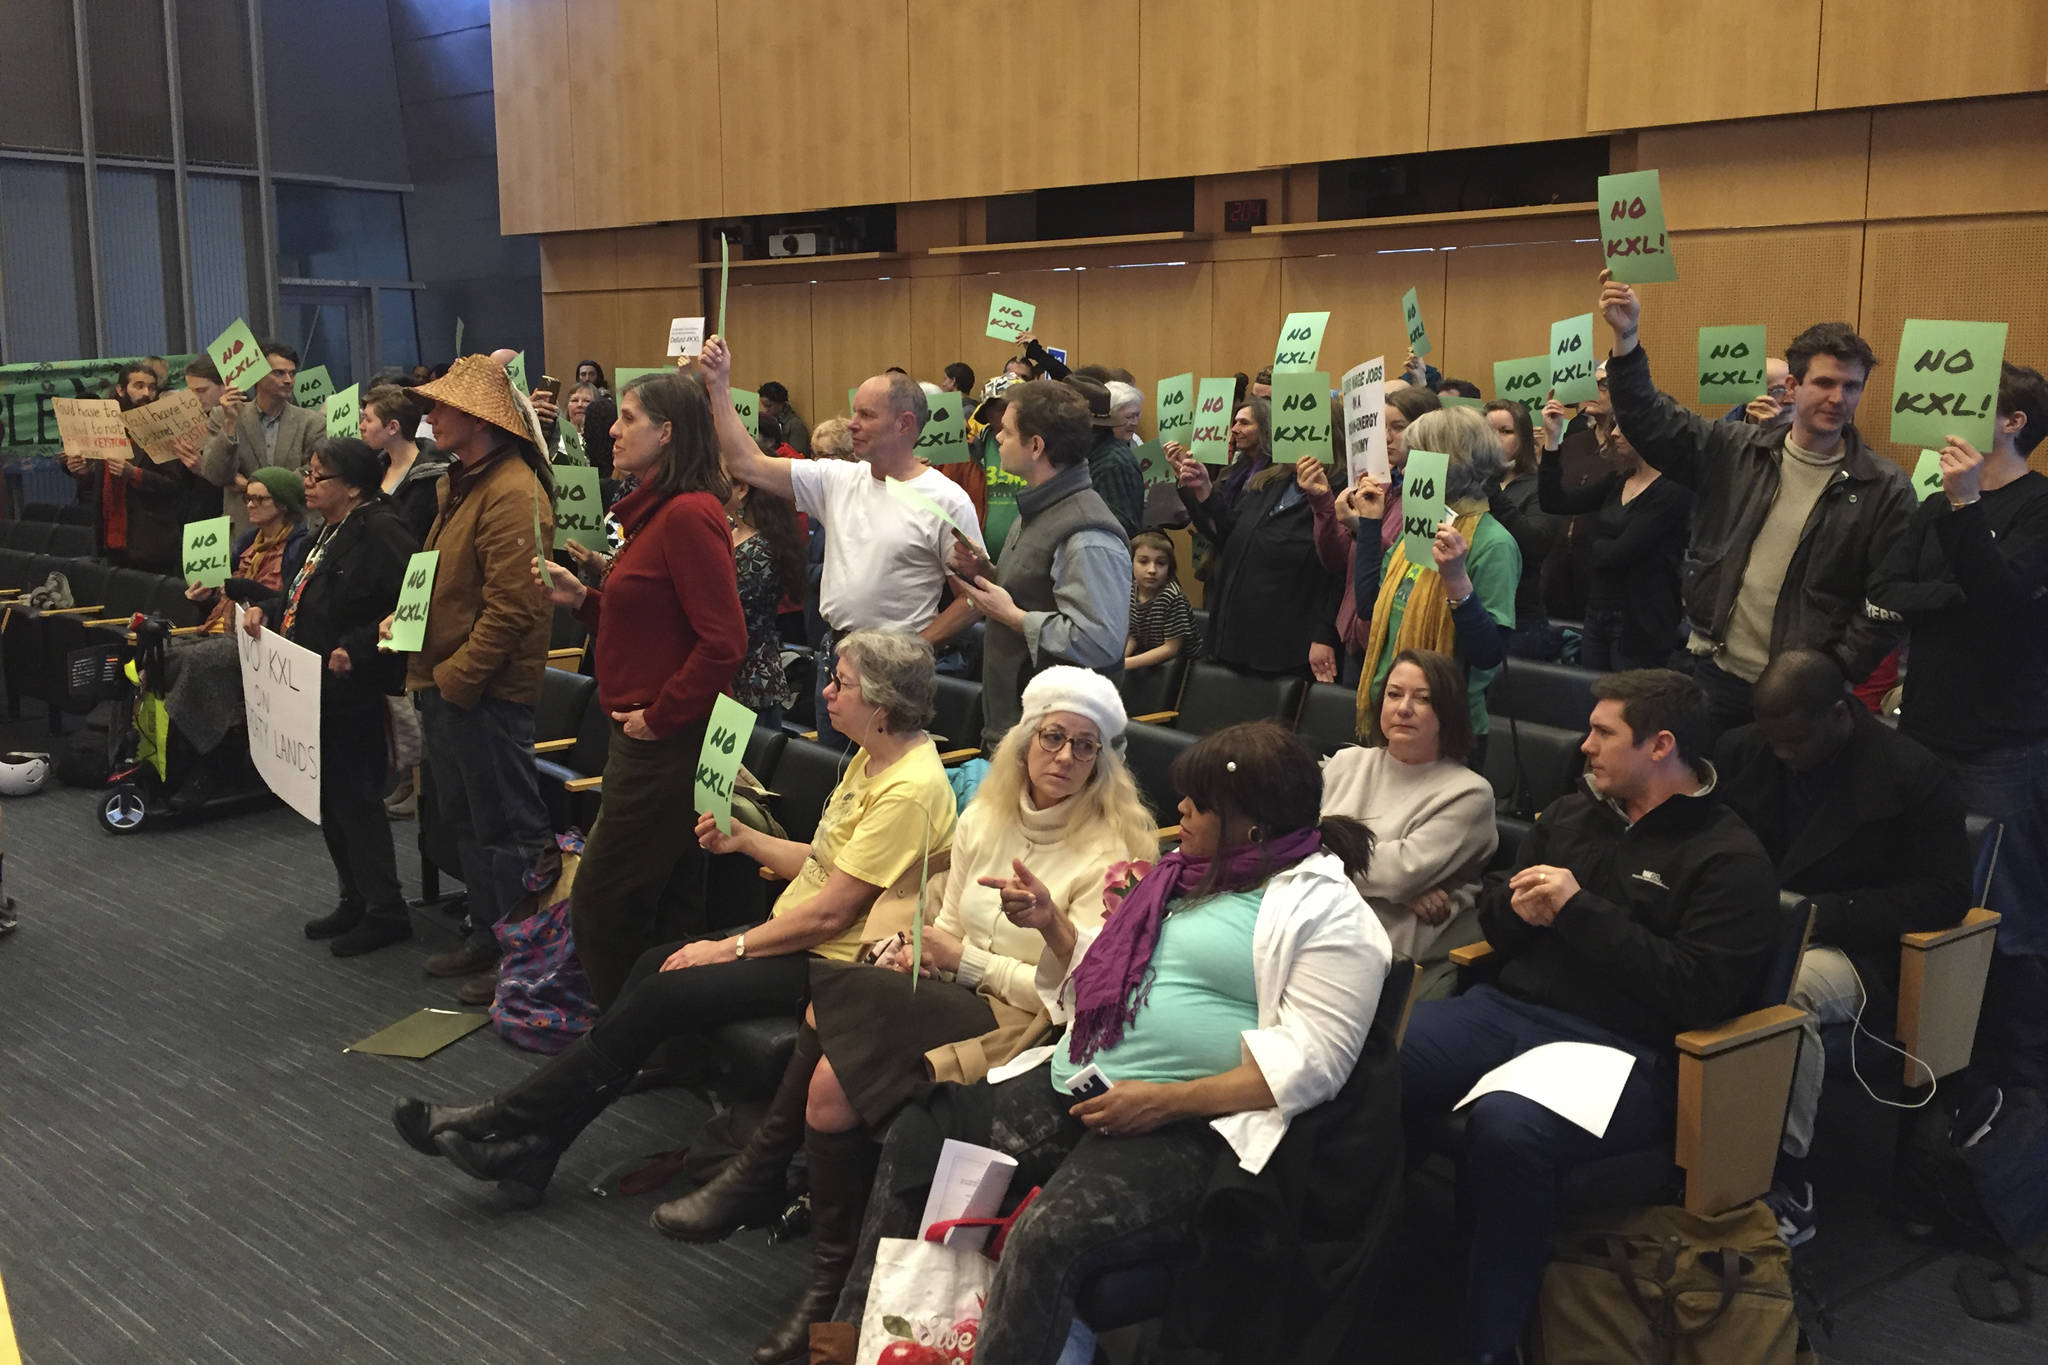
{"left": 1066, "top": 827, "right": 1323, "bottom": 1063}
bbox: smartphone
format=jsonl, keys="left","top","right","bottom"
{"left": 953, "top": 529, "right": 995, "bottom": 583}
{"left": 535, "top": 373, "right": 560, "bottom": 398}
{"left": 1064, "top": 1063, "right": 1111, "bottom": 1101}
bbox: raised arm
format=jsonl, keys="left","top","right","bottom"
{"left": 1599, "top": 270, "right": 1725, "bottom": 490}
{"left": 698, "top": 336, "right": 795, "bottom": 500}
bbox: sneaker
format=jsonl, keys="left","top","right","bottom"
{"left": 1953, "top": 1085, "right": 2004, "bottom": 1149}
{"left": 0, "top": 897, "right": 17, "bottom": 937}
{"left": 1765, "top": 1180, "right": 1817, "bottom": 1248}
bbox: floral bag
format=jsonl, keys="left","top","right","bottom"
{"left": 490, "top": 831, "right": 597, "bottom": 1054}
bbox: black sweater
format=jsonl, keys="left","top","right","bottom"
{"left": 1479, "top": 780, "right": 1781, "bottom": 1049}
{"left": 1183, "top": 475, "right": 1341, "bottom": 676}
{"left": 249, "top": 496, "right": 419, "bottom": 711}
{"left": 1537, "top": 456, "right": 1694, "bottom": 662}
{"left": 1865, "top": 471, "right": 2048, "bottom": 754}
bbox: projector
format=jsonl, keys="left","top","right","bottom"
{"left": 768, "top": 231, "right": 820, "bottom": 258}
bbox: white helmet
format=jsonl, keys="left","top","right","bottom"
{"left": 0, "top": 752, "right": 50, "bottom": 797}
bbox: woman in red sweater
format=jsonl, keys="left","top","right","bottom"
{"left": 535, "top": 370, "right": 748, "bottom": 1007}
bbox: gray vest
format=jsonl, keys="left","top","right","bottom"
{"left": 979, "top": 462, "right": 1127, "bottom": 751}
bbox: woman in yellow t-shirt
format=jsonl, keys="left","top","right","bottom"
{"left": 390, "top": 629, "right": 957, "bottom": 1208}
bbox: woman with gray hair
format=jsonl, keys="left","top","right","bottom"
{"left": 1347, "top": 405, "right": 1521, "bottom": 768}
{"left": 390, "top": 628, "right": 959, "bottom": 1210}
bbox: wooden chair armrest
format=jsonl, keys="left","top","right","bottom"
{"left": 1674, "top": 1004, "right": 1806, "bottom": 1058}
{"left": 938, "top": 747, "right": 981, "bottom": 764}
{"left": 1901, "top": 906, "right": 2000, "bottom": 951}
{"left": 168, "top": 625, "right": 211, "bottom": 636}
{"left": 532, "top": 738, "right": 577, "bottom": 753}
{"left": 757, "top": 866, "right": 782, "bottom": 881}
{"left": 35, "top": 604, "right": 109, "bottom": 616}
{"left": 800, "top": 730, "right": 818, "bottom": 742}
{"left": 1131, "top": 710, "right": 1178, "bottom": 725}
{"left": 1155, "top": 825, "right": 1180, "bottom": 844}
{"left": 1674, "top": 1004, "right": 1807, "bottom": 1215}
{"left": 1448, "top": 941, "right": 1495, "bottom": 969}
{"left": 85, "top": 616, "right": 132, "bottom": 629}
{"left": 563, "top": 775, "right": 603, "bottom": 793}
{"left": 545, "top": 646, "right": 585, "bottom": 663}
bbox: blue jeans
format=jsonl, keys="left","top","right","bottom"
{"left": 420, "top": 689, "right": 553, "bottom": 953}
{"left": 1939, "top": 737, "right": 2048, "bottom": 958}
{"left": 1402, "top": 985, "right": 1675, "bottom": 1358}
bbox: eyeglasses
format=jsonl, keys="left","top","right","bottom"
{"left": 303, "top": 471, "right": 333, "bottom": 486}
{"left": 243, "top": 494, "right": 275, "bottom": 506}
{"left": 823, "top": 670, "right": 860, "bottom": 695}
{"left": 1034, "top": 727, "right": 1101, "bottom": 762}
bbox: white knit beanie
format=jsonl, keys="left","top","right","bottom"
{"left": 1018, "top": 666, "right": 1128, "bottom": 747}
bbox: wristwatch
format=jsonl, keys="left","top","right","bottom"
{"left": 733, "top": 933, "right": 747, "bottom": 960}
{"left": 1447, "top": 591, "right": 1473, "bottom": 610}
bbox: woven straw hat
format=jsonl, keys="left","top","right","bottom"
{"left": 408, "top": 355, "right": 537, "bottom": 445}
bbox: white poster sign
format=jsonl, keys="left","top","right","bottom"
{"left": 1342, "top": 355, "right": 1388, "bottom": 483}
{"left": 667, "top": 316, "right": 706, "bottom": 358}
{"left": 234, "top": 605, "right": 324, "bottom": 825}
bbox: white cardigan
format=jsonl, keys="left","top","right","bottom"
{"left": 989, "top": 850, "right": 1391, "bottom": 1175}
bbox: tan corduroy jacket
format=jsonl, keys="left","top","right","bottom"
{"left": 405, "top": 445, "right": 553, "bottom": 707}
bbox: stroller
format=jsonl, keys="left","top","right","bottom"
{"left": 67, "top": 614, "right": 273, "bottom": 834}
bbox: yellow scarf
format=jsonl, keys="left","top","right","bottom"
{"left": 1354, "top": 507, "right": 1486, "bottom": 738}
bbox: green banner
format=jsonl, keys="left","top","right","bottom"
{"left": 1402, "top": 288, "right": 1431, "bottom": 357}
{"left": 294, "top": 365, "right": 334, "bottom": 407}
{"left": 1270, "top": 372, "right": 1332, "bottom": 464}
{"left": 551, "top": 465, "right": 606, "bottom": 551}
{"left": 1911, "top": 449, "right": 1946, "bottom": 500}
{"left": 0, "top": 356, "right": 197, "bottom": 457}
{"left": 916, "top": 390, "right": 971, "bottom": 464}
{"left": 1494, "top": 355, "right": 1549, "bottom": 423}
{"left": 696, "top": 693, "right": 757, "bottom": 835}
{"left": 1549, "top": 313, "right": 1598, "bottom": 405}
{"left": 1272, "top": 312, "right": 1331, "bottom": 375}
{"left": 1890, "top": 319, "right": 2008, "bottom": 454}
{"left": 732, "top": 386, "right": 759, "bottom": 438}
{"left": 1696, "top": 325, "right": 1768, "bottom": 406}
{"left": 1598, "top": 169, "right": 1679, "bottom": 283}
{"left": 1189, "top": 376, "right": 1237, "bottom": 465}
{"left": 182, "top": 515, "right": 233, "bottom": 588}
{"left": 325, "top": 384, "right": 360, "bottom": 439}
{"left": 1400, "top": 449, "right": 1450, "bottom": 566}
{"left": 1155, "top": 372, "right": 1194, "bottom": 446}
{"left": 387, "top": 551, "right": 440, "bottom": 654}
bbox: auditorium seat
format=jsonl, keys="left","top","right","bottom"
{"left": 1122, "top": 721, "right": 1198, "bottom": 829}
{"left": 532, "top": 667, "right": 598, "bottom": 749}
{"left": 1490, "top": 816, "right": 1533, "bottom": 876}
{"left": 1481, "top": 717, "right": 1585, "bottom": 819}
{"left": 1149, "top": 661, "right": 1305, "bottom": 735}
{"left": 742, "top": 722, "right": 787, "bottom": 789}
{"left": 1118, "top": 656, "right": 1189, "bottom": 720}
{"left": 46, "top": 524, "right": 95, "bottom": 559}
{"left": 1, "top": 520, "right": 55, "bottom": 555}
{"left": 767, "top": 736, "right": 844, "bottom": 845}
{"left": 1487, "top": 659, "right": 1600, "bottom": 732}
{"left": 532, "top": 684, "right": 613, "bottom": 830}
{"left": 1295, "top": 681, "right": 1361, "bottom": 757}
{"left": 931, "top": 675, "right": 983, "bottom": 762}
{"left": 19, "top": 502, "right": 61, "bottom": 523}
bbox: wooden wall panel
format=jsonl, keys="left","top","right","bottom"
{"left": 1628, "top": 224, "right": 1865, "bottom": 412}
{"left": 562, "top": 1, "right": 624, "bottom": 229}
{"left": 907, "top": 0, "right": 1139, "bottom": 201}
{"left": 1634, "top": 112, "right": 1871, "bottom": 230}
{"left": 1136, "top": 0, "right": 1261, "bottom": 179}
{"left": 1428, "top": 0, "right": 1590, "bottom": 150}
{"left": 1075, "top": 264, "right": 1215, "bottom": 434}
{"left": 908, "top": 275, "right": 963, "bottom": 394}
{"left": 726, "top": 282, "right": 815, "bottom": 416}
{"left": 1868, "top": 95, "right": 2048, "bottom": 222}
{"left": 614, "top": 224, "right": 700, "bottom": 289}
{"left": 1858, "top": 215, "right": 2048, "bottom": 472}
{"left": 542, "top": 291, "right": 621, "bottom": 394}
{"left": 490, "top": 0, "right": 573, "bottom": 234}
{"left": 1585, "top": 1, "right": 1821, "bottom": 131}
{"left": 955, "top": 269, "right": 1080, "bottom": 395}
{"left": 1440, "top": 240, "right": 1593, "bottom": 394}
{"left": 1279, "top": 253, "right": 1440, "bottom": 386}
{"left": 812, "top": 279, "right": 913, "bottom": 425}
{"left": 614, "top": 287, "right": 704, "bottom": 372}
{"left": 1209, "top": 257, "right": 1281, "bottom": 385}
{"left": 1818, "top": 0, "right": 2048, "bottom": 110}
{"left": 1254, "top": 0, "right": 1427, "bottom": 166}
{"left": 600, "top": 0, "right": 722, "bottom": 223}
{"left": 540, "top": 232, "right": 619, "bottom": 294}
{"left": 716, "top": 0, "right": 910, "bottom": 217}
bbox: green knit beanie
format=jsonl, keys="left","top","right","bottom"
{"left": 250, "top": 465, "right": 306, "bottom": 518}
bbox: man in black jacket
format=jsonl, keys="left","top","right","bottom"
{"left": 1402, "top": 669, "right": 1780, "bottom": 1363}
{"left": 1597, "top": 270, "right": 1918, "bottom": 740}
{"left": 1715, "top": 649, "right": 1970, "bottom": 1245}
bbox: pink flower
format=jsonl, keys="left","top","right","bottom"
{"left": 1101, "top": 860, "right": 1153, "bottom": 918}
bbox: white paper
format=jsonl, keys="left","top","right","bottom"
{"left": 917, "top": 1138, "right": 1018, "bottom": 1252}
{"left": 666, "top": 316, "right": 705, "bottom": 358}
{"left": 1454, "top": 1040, "right": 1637, "bottom": 1139}
{"left": 1342, "top": 355, "right": 1388, "bottom": 483}
{"left": 233, "top": 604, "right": 324, "bottom": 825}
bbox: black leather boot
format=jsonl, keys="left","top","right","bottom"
{"left": 651, "top": 1023, "right": 821, "bottom": 1242}
{"left": 391, "top": 1097, "right": 500, "bottom": 1157}
{"left": 752, "top": 1126, "right": 879, "bottom": 1365}
{"left": 424, "top": 1035, "right": 633, "bottom": 1207}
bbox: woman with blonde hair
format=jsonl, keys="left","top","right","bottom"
{"left": 654, "top": 666, "right": 1158, "bottom": 1364}
{"left": 1350, "top": 405, "right": 1521, "bottom": 768}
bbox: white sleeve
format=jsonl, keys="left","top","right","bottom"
{"left": 1238, "top": 892, "right": 1387, "bottom": 1121}
{"left": 786, "top": 457, "right": 837, "bottom": 521}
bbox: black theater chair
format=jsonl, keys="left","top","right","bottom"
{"left": 1480, "top": 716, "right": 1586, "bottom": 819}
{"left": 1295, "top": 681, "right": 1361, "bottom": 757}
{"left": 1486, "top": 659, "right": 1601, "bottom": 732}
{"left": 1140, "top": 660, "right": 1305, "bottom": 735}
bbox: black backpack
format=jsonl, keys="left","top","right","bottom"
{"left": 1898, "top": 1085, "right": 2048, "bottom": 1321}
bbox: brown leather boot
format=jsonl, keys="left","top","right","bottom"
{"left": 753, "top": 1126, "right": 879, "bottom": 1365}
{"left": 651, "top": 1024, "right": 821, "bottom": 1242}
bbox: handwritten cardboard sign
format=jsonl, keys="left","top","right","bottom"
{"left": 1156, "top": 372, "right": 1194, "bottom": 446}
{"left": 1494, "top": 355, "right": 1549, "bottom": 425}
{"left": 120, "top": 389, "right": 207, "bottom": 464}
{"left": 667, "top": 316, "right": 706, "bottom": 358}
{"left": 1189, "top": 377, "right": 1237, "bottom": 465}
{"left": 208, "top": 318, "right": 268, "bottom": 393}
{"left": 325, "top": 383, "right": 360, "bottom": 439}
{"left": 1402, "top": 288, "right": 1431, "bottom": 357}
{"left": 1696, "top": 325, "right": 1768, "bottom": 407}
{"left": 234, "top": 604, "right": 324, "bottom": 825}
{"left": 1272, "top": 311, "right": 1331, "bottom": 375}
{"left": 182, "top": 515, "right": 233, "bottom": 588}
{"left": 916, "top": 391, "right": 971, "bottom": 465}
{"left": 1911, "top": 449, "right": 1946, "bottom": 501}
{"left": 1890, "top": 319, "right": 2008, "bottom": 454}
{"left": 294, "top": 365, "right": 333, "bottom": 407}
{"left": 1550, "top": 314, "right": 1598, "bottom": 405}
{"left": 52, "top": 397, "right": 131, "bottom": 460}
{"left": 1271, "top": 372, "right": 1332, "bottom": 464}
{"left": 1342, "top": 356, "right": 1387, "bottom": 483}
{"left": 1598, "top": 169, "right": 1679, "bottom": 283}
{"left": 386, "top": 550, "right": 440, "bottom": 654}
{"left": 695, "top": 693, "right": 758, "bottom": 835}
{"left": 551, "top": 465, "right": 606, "bottom": 551}
{"left": 1400, "top": 449, "right": 1450, "bottom": 567}
{"left": 985, "top": 292, "right": 1035, "bottom": 344}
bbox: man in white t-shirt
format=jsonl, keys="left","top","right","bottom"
{"left": 701, "top": 336, "right": 982, "bottom": 745}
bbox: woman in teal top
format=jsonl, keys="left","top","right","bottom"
{"left": 830, "top": 721, "right": 1393, "bottom": 1365}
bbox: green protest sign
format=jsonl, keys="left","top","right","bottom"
{"left": 695, "top": 693, "right": 757, "bottom": 835}
{"left": 1598, "top": 169, "right": 1678, "bottom": 283}
{"left": 325, "top": 383, "right": 360, "bottom": 439}
{"left": 1439, "top": 395, "right": 1485, "bottom": 411}
{"left": 1399, "top": 450, "right": 1450, "bottom": 567}
{"left": 916, "top": 391, "right": 971, "bottom": 464}
{"left": 1549, "top": 313, "right": 1598, "bottom": 404}
{"left": 1273, "top": 312, "right": 1331, "bottom": 374}
{"left": 454, "top": 316, "right": 465, "bottom": 357}
{"left": 1891, "top": 319, "right": 2008, "bottom": 454}
{"left": 1155, "top": 371, "right": 1194, "bottom": 445}
{"left": 294, "top": 365, "right": 333, "bottom": 407}
{"left": 986, "top": 292, "right": 1035, "bottom": 344}
{"left": 718, "top": 231, "right": 730, "bottom": 340}
{"left": 1189, "top": 377, "right": 1237, "bottom": 464}
{"left": 1696, "top": 325, "right": 1768, "bottom": 406}
{"left": 530, "top": 490, "right": 550, "bottom": 593}
{"left": 731, "top": 386, "right": 759, "bottom": 438}
{"left": 885, "top": 476, "right": 985, "bottom": 550}
{"left": 846, "top": 386, "right": 859, "bottom": 414}
{"left": 386, "top": 551, "right": 439, "bottom": 653}
{"left": 1493, "top": 355, "right": 1549, "bottom": 421}
{"left": 614, "top": 367, "right": 666, "bottom": 389}
{"left": 1402, "top": 288, "right": 1431, "bottom": 357}
{"left": 1911, "top": 449, "right": 1946, "bottom": 501}
{"left": 1270, "top": 372, "right": 1332, "bottom": 464}
{"left": 0, "top": 355, "right": 197, "bottom": 456}
{"left": 1132, "top": 438, "right": 1173, "bottom": 489}
{"left": 181, "top": 515, "right": 232, "bottom": 588}
{"left": 506, "top": 352, "right": 528, "bottom": 393}
{"left": 551, "top": 465, "right": 606, "bottom": 551}
{"left": 208, "top": 317, "right": 268, "bottom": 393}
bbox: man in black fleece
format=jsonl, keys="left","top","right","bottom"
{"left": 1716, "top": 649, "right": 1970, "bottom": 1245}
{"left": 1402, "top": 669, "right": 1780, "bottom": 1364}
